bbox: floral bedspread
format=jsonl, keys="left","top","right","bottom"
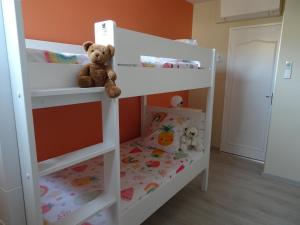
{"left": 39, "top": 139, "right": 203, "bottom": 225}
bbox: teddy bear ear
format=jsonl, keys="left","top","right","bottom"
{"left": 107, "top": 45, "right": 115, "bottom": 57}
{"left": 83, "top": 41, "right": 94, "bottom": 52}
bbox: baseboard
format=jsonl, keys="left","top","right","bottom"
{"left": 262, "top": 172, "right": 300, "bottom": 187}
{"left": 218, "top": 149, "right": 264, "bottom": 164}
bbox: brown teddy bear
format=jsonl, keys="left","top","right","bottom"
{"left": 78, "top": 41, "right": 121, "bottom": 98}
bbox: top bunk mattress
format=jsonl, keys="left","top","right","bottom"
{"left": 39, "top": 138, "right": 204, "bottom": 225}
{"left": 26, "top": 40, "right": 201, "bottom": 69}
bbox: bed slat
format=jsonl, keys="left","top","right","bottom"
{"left": 38, "top": 142, "right": 115, "bottom": 177}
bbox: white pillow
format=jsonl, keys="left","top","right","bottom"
{"left": 144, "top": 112, "right": 188, "bottom": 153}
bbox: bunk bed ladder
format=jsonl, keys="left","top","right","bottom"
{"left": 3, "top": 1, "right": 120, "bottom": 225}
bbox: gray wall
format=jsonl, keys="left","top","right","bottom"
{"left": 0, "top": 1, "right": 26, "bottom": 224}
{"left": 265, "top": 0, "right": 300, "bottom": 183}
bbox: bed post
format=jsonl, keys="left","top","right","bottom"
{"left": 202, "top": 49, "right": 216, "bottom": 191}
{"left": 141, "top": 96, "right": 147, "bottom": 136}
{"left": 95, "top": 20, "right": 121, "bottom": 225}
{"left": 2, "top": 1, "right": 44, "bottom": 224}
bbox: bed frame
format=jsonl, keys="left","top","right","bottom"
{"left": 123, "top": 106, "right": 208, "bottom": 225}
{"left": 3, "top": 2, "right": 215, "bottom": 224}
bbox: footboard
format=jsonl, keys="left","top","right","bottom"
{"left": 96, "top": 21, "right": 216, "bottom": 98}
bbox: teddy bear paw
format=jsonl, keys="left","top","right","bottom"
{"left": 106, "top": 86, "right": 121, "bottom": 98}
{"left": 78, "top": 76, "right": 93, "bottom": 88}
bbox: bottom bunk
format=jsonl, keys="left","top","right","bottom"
{"left": 39, "top": 107, "right": 209, "bottom": 225}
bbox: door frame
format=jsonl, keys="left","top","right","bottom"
{"left": 221, "top": 23, "right": 282, "bottom": 161}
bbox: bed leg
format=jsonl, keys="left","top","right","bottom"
{"left": 201, "top": 168, "right": 209, "bottom": 192}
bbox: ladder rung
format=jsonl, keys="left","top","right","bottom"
{"left": 51, "top": 194, "right": 116, "bottom": 225}
{"left": 38, "top": 142, "right": 115, "bottom": 176}
{"left": 31, "top": 87, "right": 105, "bottom": 97}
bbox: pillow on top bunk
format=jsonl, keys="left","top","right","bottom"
{"left": 143, "top": 112, "right": 188, "bottom": 153}
{"left": 175, "top": 39, "right": 198, "bottom": 46}
{"left": 26, "top": 48, "right": 90, "bottom": 64}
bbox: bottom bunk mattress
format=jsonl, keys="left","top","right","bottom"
{"left": 39, "top": 138, "right": 204, "bottom": 224}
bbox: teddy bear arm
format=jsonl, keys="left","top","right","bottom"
{"left": 79, "top": 64, "right": 90, "bottom": 77}
{"left": 78, "top": 65, "right": 93, "bottom": 88}
{"left": 180, "top": 142, "right": 188, "bottom": 151}
{"left": 180, "top": 136, "right": 187, "bottom": 144}
{"left": 105, "top": 79, "right": 121, "bottom": 98}
{"left": 105, "top": 65, "right": 117, "bottom": 80}
{"left": 78, "top": 76, "right": 93, "bottom": 88}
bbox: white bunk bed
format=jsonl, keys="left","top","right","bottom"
{"left": 3, "top": 3, "right": 215, "bottom": 224}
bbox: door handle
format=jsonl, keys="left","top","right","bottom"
{"left": 265, "top": 94, "right": 273, "bottom": 105}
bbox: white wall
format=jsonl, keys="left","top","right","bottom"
{"left": 190, "top": 0, "right": 282, "bottom": 147}
{"left": 264, "top": 0, "right": 300, "bottom": 183}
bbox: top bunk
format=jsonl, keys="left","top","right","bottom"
{"left": 26, "top": 20, "right": 216, "bottom": 108}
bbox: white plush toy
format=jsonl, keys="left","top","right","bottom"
{"left": 180, "top": 127, "right": 205, "bottom": 152}
{"left": 171, "top": 95, "right": 184, "bottom": 108}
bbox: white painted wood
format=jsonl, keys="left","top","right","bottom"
{"left": 114, "top": 27, "right": 212, "bottom": 66}
{"left": 0, "top": 187, "right": 26, "bottom": 225}
{"left": 118, "top": 67, "right": 211, "bottom": 98}
{"left": 101, "top": 99, "right": 121, "bottom": 225}
{"left": 120, "top": 106, "right": 210, "bottom": 225}
{"left": 0, "top": 2, "right": 23, "bottom": 191}
{"left": 31, "top": 87, "right": 105, "bottom": 97}
{"left": 2, "top": 1, "right": 43, "bottom": 225}
{"left": 27, "top": 56, "right": 211, "bottom": 99}
{"left": 31, "top": 92, "right": 104, "bottom": 109}
{"left": 0, "top": 4, "right": 27, "bottom": 223}
{"left": 38, "top": 142, "right": 116, "bottom": 177}
{"left": 121, "top": 151, "right": 207, "bottom": 225}
{"left": 96, "top": 21, "right": 121, "bottom": 225}
{"left": 25, "top": 21, "right": 214, "bottom": 100}
{"left": 52, "top": 194, "right": 116, "bottom": 225}
{"left": 202, "top": 49, "right": 216, "bottom": 191}
{"left": 6, "top": 17, "right": 215, "bottom": 225}
{"left": 31, "top": 87, "right": 106, "bottom": 109}
{"left": 28, "top": 63, "right": 82, "bottom": 89}
{"left": 95, "top": 20, "right": 116, "bottom": 47}
{"left": 221, "top": 24, "right": 282, "bottom": 161}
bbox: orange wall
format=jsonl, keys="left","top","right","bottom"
{"left": 22, "top": 0, "right": 193, "bottom": 161}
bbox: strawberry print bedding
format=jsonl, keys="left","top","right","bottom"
{"left": 27, "top": 48, "right": 90, "bottom": 64}
{"left": 141, "top": 56, "right": 201, "bottom": 69}
{"left": 39, "top": 138, "right": 203, "bottom": 225}
{"left": 27, "top": 49, "right": 201, "bottom": 69}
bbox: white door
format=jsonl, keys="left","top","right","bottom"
{"left": 221, "top": 24, "right": 282, "bottom": 161}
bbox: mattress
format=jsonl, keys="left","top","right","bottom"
{"left": 140, "top": 56, "right": 200, "bottom": 69}
{"left": 27, "top": 48, "right": 90, "bottom": 64}
{"left": 39, "top": 138, "right": 204, "bottom": 225}
{"left": 27, "top": 49, "right": 201, "bottom": 69}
